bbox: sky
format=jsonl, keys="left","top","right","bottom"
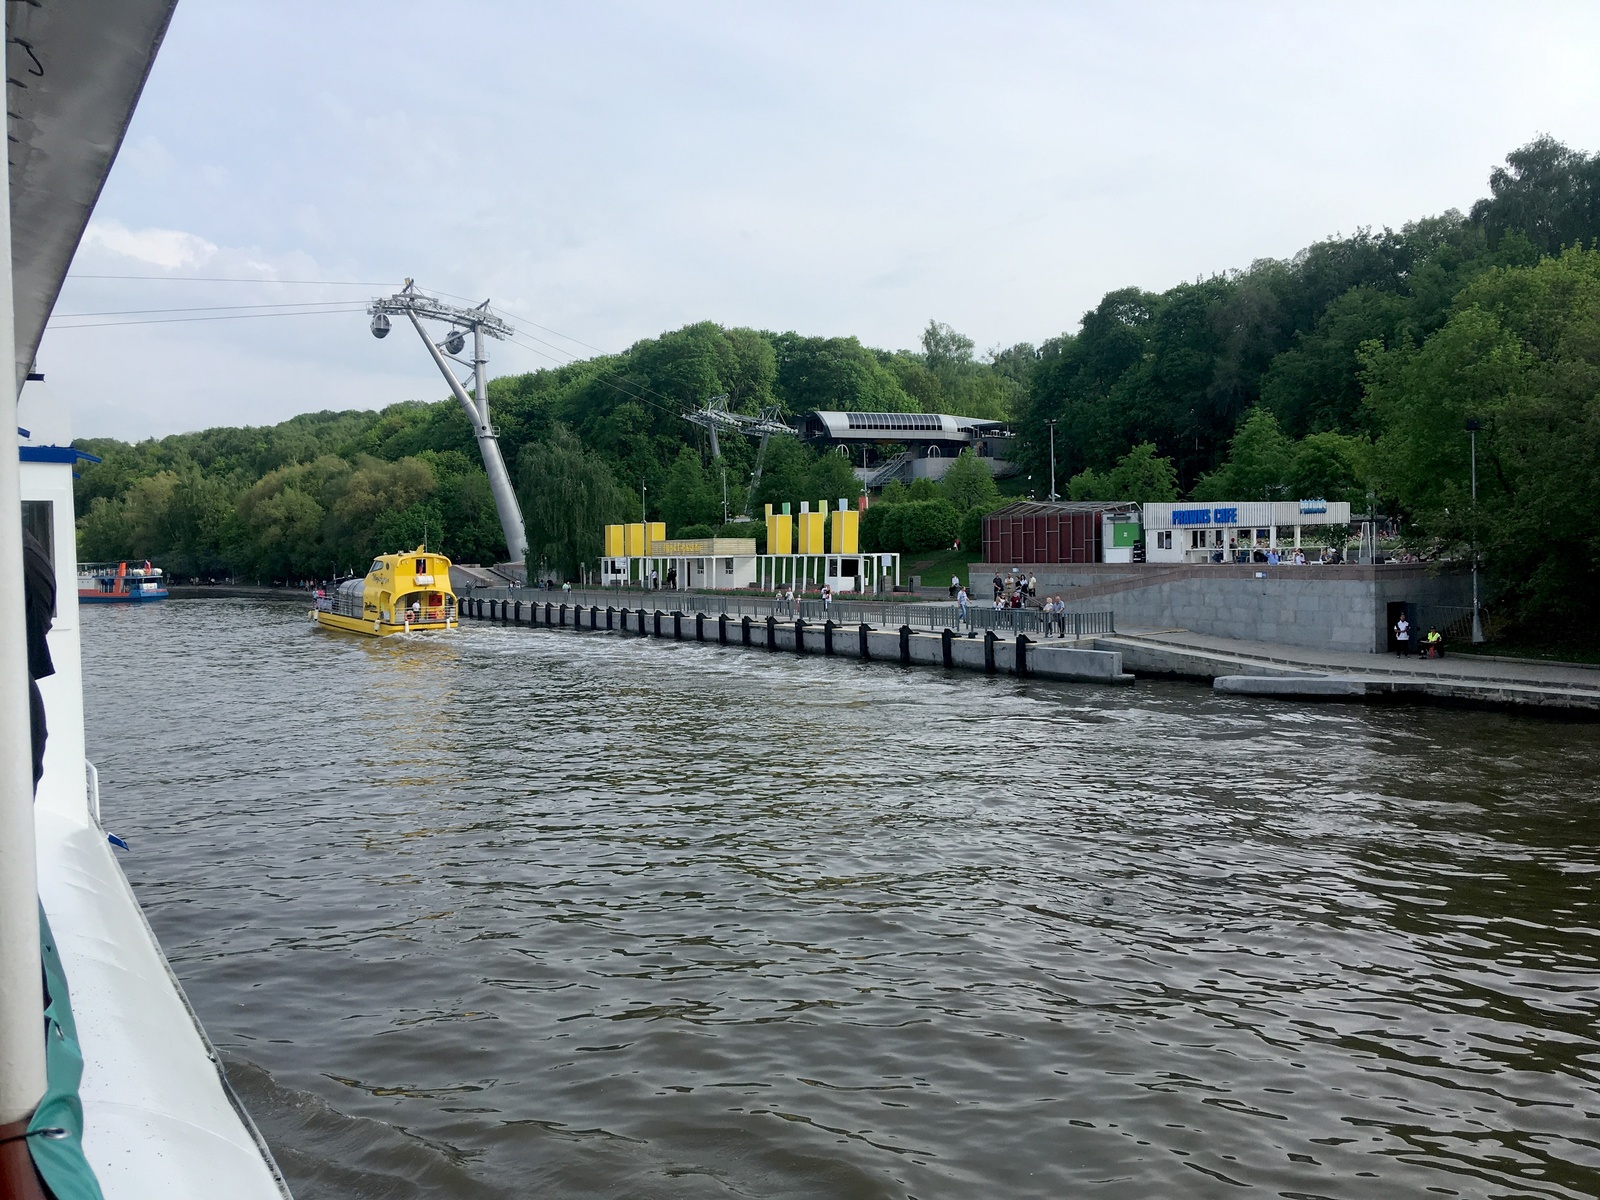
{"left": 36, "top": 0, "right": 1600, "bottom": 442}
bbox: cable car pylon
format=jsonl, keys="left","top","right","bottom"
{"left": 368, "top": 280, "right": 528, "bottom": 569}
{"left": 684, "top": 394, "right": 796, "bottom": 518}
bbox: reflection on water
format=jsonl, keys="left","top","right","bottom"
{"left": 83, "top": 600, "right": 1600, "bottom": 1199}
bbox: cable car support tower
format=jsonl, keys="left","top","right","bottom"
{"left": 685, "top": 395, "right": 795, "bottom": 519}
{"left": 369, "top": 280, "right": 528, "bottom": 567}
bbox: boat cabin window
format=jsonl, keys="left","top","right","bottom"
{"left": 22, "top": 500, "right": 52, "bottom": 568}
{"left": 370, "top": 560, "right": 384, "bottom": 574}
{"left": 416, "top": 558, "right": 427, "bottom": 573}
{"left": 24, "top": 501, "right": 54, "bottom": 615}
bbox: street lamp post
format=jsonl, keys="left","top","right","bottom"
{"left": 1466, "top": 418, "right": 1484, "bottom": 644}
{"left": 1046, "top": 419, "right": 1058, "bottom": 502}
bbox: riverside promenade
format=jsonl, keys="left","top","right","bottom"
{"left": 462, "top": 587, "right": 1597, "bottom": 713}
{"left": 1095, "top": 628, "right": 1600, "bottom": 713}
{"left": 463, "top": 589, "right": 1130, "bottom": 684}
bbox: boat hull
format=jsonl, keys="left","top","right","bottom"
{"left": 79, "top": 588, "right": 168, "bottom": 603}
{"left": 314, "top": 610, "right": 455, "bottom": 636}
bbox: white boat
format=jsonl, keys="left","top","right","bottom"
{"left": 3, "top": 4, "right": 290, "bottom": 1197}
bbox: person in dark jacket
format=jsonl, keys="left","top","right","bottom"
{"left": 23, "top": 530, "right": 55, "bottom": 789}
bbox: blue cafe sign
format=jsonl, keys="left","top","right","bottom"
{"left": 1171, "top": 507, "right": 1238, "bottom": 526}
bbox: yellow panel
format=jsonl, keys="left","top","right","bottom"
{"left": 798, "top": 511, "right": 825, "bottom": 555}
{"left": 831, "top": 510, "right": 859, "bottom": 555}
{"left": 604, "top": 524, "right": 624, "bottom": 557}
{"left": 768, "top": 512, "right": 793, "bottom": 556}
{"left": 647, "top": 522, "right": 666, "bottom": 551}
{"left": 624, "top": 523, "right": 646, "bottom": 556}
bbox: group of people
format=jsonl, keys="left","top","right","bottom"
{"left": 986, "top": 570, "right": 1038, "bottom": 609}
{"left": 950, "top": 581, "right": 1079, "bottom": 638}
{"left": 1393, "top": 614, "right": 1446, "bottom": 658}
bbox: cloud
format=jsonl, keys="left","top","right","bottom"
{"left": 80, "top": 220, "right": 218, "bottom": 271}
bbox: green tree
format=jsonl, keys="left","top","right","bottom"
{"left": 940, "top": 448, "right": 999, "bottom": 512}
{"left": 1068, "top": 442, "right": 1179, "bottom": 503}
{"left": 1363, "top": 247, "right": 1600, "bottom": 629}
{"left": 1190, "top": 409, "right": 1294, "bottom": 500}
{"left": 516, "top": 423, "right": 633, "bottom": 580}
{"left": 661, "top": 446, "right": 718, "bottom": 532}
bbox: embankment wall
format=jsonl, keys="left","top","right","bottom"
{"left": 969, "top": 563, "right": 1474, "bottom": 654}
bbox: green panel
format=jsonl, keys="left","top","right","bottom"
{"left": 31, "top": 905, "right": 105, "bottom": 1200}
{"left": 1110, "top": 522, "right": 1142, "bottom": 548}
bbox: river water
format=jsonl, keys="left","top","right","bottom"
{"left": 81, "top": 599, "right": 1599, "bottom": 1199}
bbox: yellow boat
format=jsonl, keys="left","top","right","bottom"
{"left": 313, "top": 546, "right": 458, "bottom": 635}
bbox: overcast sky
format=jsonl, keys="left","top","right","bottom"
{"left": 37, "top": 0, "right": 1600, "bottom": 442}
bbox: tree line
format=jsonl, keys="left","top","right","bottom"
{"left": 74, "top": 137, "right": 1600, "bottom": 635}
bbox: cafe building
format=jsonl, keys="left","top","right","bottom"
{"left": 1142, "top": 500, "right": 1352, "bottom": 564}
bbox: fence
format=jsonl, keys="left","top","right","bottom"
{"left": 473, "top": 589, "right": 1114, "bottom": 639}
{"left": 1413, "top": 603, "right": 1491, "bottom": 644}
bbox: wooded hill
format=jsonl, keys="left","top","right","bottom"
{"left": 74, "top": 137, "right": 1600, "bottom": 636}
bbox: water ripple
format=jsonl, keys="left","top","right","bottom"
{"left": 83, "top": 601, "right": 1600, "bottom": 1199}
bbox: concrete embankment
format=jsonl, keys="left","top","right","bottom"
{"left": 168, "top": 584, "right": 311, "bottom": 601}
{"left": 1095, "top": 631, "right": 1600, "bottom": 714}
{"left": 461, "top": 595, "right": 1132, "bottom": 685}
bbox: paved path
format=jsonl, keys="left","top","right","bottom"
{"left": 1097, "top": 628, "right": 1600, "bottom": 711}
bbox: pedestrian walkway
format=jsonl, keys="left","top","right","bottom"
{"left": 1096, "top": 628, "right": 1600, "bottom": 712}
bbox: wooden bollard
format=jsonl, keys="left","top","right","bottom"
{"left": 1016, "top": 633, "right": 1030, "bottom": 677}
{"left": 941, "top": 627, "right": 953, "bottom": 669}
{"left": 718, "top": 613, "right": 728, "bottom": 644}
{"left": 984, "top": 629, "right": 998, "bottom": 674}
{"left": 765, "top": 615, "right": 777, "bottom": 650}
{"left": 823, "top": 619, "right": 835, "bottom": 656}
{"left": 741, "top": 615, "right": 752, "bottom": 646}
{"left": 899, "top": 625, "right": 911, "bottom": 665}
{"left": 859, "top": 622, "right": 871, "bottom": 660}
{"left": 794, "top": 618, "right": 806, "bottom": 654}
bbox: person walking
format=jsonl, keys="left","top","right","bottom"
{"left": 957, "top": 585, "right": 970, "bottom": 631}
{"left": 821, "top": 583, "right": 833, "bottom": 614}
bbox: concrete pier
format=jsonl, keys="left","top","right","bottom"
{"left": 464, "top": 596, "right": 1132, "bottom": 685}
{"left": 1098, "top": 630, "right": 1600, "bottom": 713}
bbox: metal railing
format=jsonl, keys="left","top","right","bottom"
{"left": 469, "top": 593, "right": 1113, "bottom": 639}
{"left": 1413, "top": 603, "right": 1491, "bottom": 643}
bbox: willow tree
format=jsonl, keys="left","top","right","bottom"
{"left": 516, "top": 423, "right": 634, "bottom": 581}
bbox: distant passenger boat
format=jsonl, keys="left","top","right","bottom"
{"left": 78, "top": 559, "right": 168, "bottom": 603}
{"left": 314, "top": 546, "right": 458, "bottom": 635}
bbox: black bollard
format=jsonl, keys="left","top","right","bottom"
{"left": 899, "top": 624, "right": 911, "bottom": 665}
{"left": 672, "top": 611, "right": 682, "bottom": 640}
{"left": 741, "top": 615, "right": 752, "bottom": 646}
{"left": 695, "top": 613, "right": 705, "bottom": 641}
{"left": 766, "top": 615, "right": 776, "bottom": 650}
{"left": 516, "top": 600, "right": 524, "bottom": 623}
{"left": 794, "top": 618, "right": 806, "bottom": 654}
{"left": 545, "top": 602, "right": 553, "bottom": 625}
{"left": 859, "top": 622, "right": 871, "bottom": 660}
{"left": 559, "top": 602, "right": 567, "bottom": 627}
{"left": 1016, "top": 633, "right": 1030, "bottom": 677}
{"left": 983, "top": 629, "right": 997, "bottom": 674}
{"left": 823, "top": 619, "right": 835, "bottom": 656}
{"left": 638, "top": 607, "right": 647, "bottom": 636}
{"left": 606, "top": 606, "right": 615, "bottom": 631}
{"left": 718, "top": 613, "right": 728, "bottom": 644}
{"left": 654, "top": 610, "right": 663, "bottom": 637}
{"left": 941, "top": 627, "right": 953, "bottom": 669}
